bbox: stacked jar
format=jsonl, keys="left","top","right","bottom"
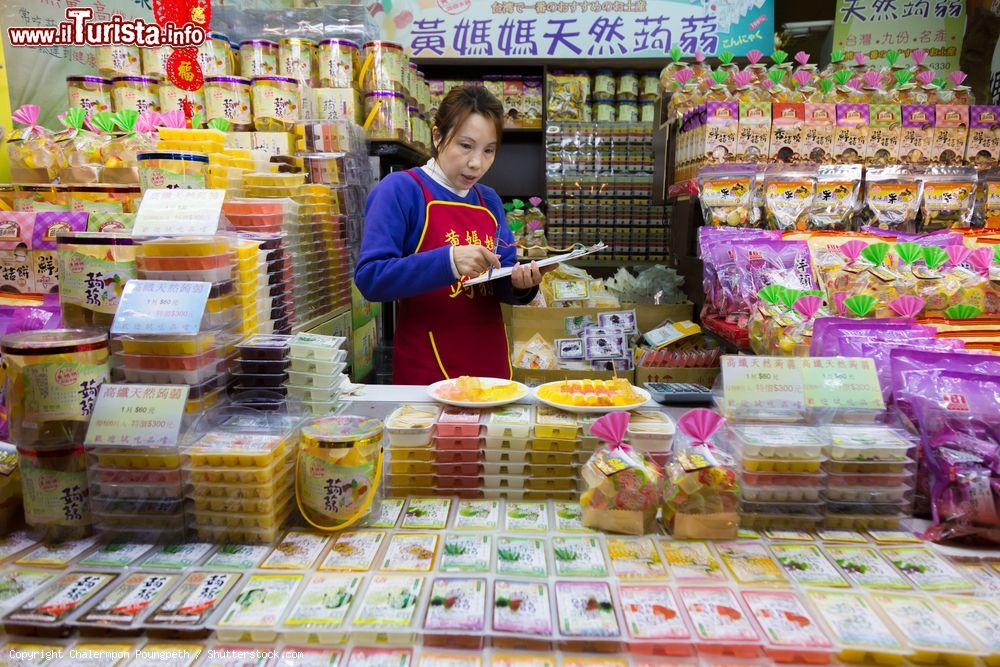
{"left": 360, "top": 41, "right": 408, "bottom": 141}
{"left": 112, "top": 76, "right": 160, "bottom": 115}
{"left": 67, "top": 76, "right": 113, "bottom": 115}
{"left": 198, "top": 32, "right": 235, "bottom": 77}
{"left": 204, "top": 76, "right": 253, "bottom": 131}
{"left": 252, "top": 76, "right": 301, "bottom": 131}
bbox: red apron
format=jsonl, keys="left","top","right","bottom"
{"left": 392, "top": 169, "right": 512, "bottom": 385}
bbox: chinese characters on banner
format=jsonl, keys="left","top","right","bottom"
{"left": 371, "top": 0, "right": 774, "bottom": 59}
{"left": 832, "top": 0, "right": 966, "bottom": 72}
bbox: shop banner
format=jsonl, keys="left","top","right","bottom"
{"left": 832, "top": 0, "right": 966, "bottom": 72}
{"left": 373, "top": 0, "right": 774, "bottom": 59}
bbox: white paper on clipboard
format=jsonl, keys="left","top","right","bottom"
{"left": 463, "top": 242, "right": 607, "bottom": 286}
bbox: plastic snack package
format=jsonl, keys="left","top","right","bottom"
{"left": 982, "top": 168, "right": 1000, "bottom": 229}
{"left": 55, "top": 108, "right": 105, "bottom": 182}
{"left": 512, "top": 333, "right": 557, "bottom": 370}
{"left": 809, "top": 164, "right": 862, "bottom": 230}
{"left": 762, "top": 164, "right": 817, "bottom": 231}
{"left": 920, "top": 166, "right": 977, "bottom": 231}
{"left": 865, "top": 166, "right": 923, "bottom": 233}
{"left": 698, "top": 164, "right": 757, "bottom": 227}
{"left": 662, "top": 409, "right": 739, "bottom": 539}
{"left": 580, "top": 411, "right": 664, "bottom": 535}
{"left": 6, "top": 104, "right": 58, "bottom": 182}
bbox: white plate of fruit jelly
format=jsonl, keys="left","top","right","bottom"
{"left": 534, "top": 378, "right": 652, "bottom": 413}
{"left": 428, "top": 376, "right": 529, "bottom": 408}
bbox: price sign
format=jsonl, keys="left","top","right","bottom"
{"left": 802, "top": 358, "right": 884, "bottom": 410}
{"left": 133, "top": 189, "right": 225, "bottom": 237}
{"left": 85, "top": 384, "right": 189, "bottom": 448}
{"left": 111, "top": 280, "right": 210, "bottom": 335}
{"left": 721, "top": 356, "right": 804, "bottom": 411}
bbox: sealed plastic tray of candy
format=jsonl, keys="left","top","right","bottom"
{"left": 824, "top": 425, "right": 915, "bottom": 462}
{"left": 823, "top": 458, "right": 914, "bottom": 475}
{"left": 88, "top": 447, "right": 182, "bottom": 470}
{"left": 825, "top": 484, "right": 912, "bottom": 503}
{"left": 236, "top": 334, "right": 292, "bottom": 360}
{"left": 823, "top": 496, "right": 910, "bottom": 516}
{"left": 114, "top": 329, "right": 241, "bottom": 357}
{"left": 386, "top": 404, "right": 440, "bottom": 448}
{"left": 741, "top": 455, "right": 825, "bottom": 474}
{"left": 118, "top": 359, "right": 229, "bottom": 385}
{"left": 289, "top": 357, "right": 346, "bottom": 376}
{"left": 137, "top": 235, "right": 233, "bottom": 257}
{"left": 192, "top": 488, "right": 292, "bottom": 514}
{"left": 740, "top": 480, "right": 823, "bottom": 502}
{"left": 90, "top": 478, "right": 186, "bottom": 501}
{"left": 192, "top": 499, "right": 293, "bottom": 529}
{"left": 237, "top": 357, "right": 291, "bottom": 375}
{"left": 185, "top": 430, "right": 292, "bottom": 469}
{"left": 739, "top": 500, "right": 825, "bottom": 530}
{"left": 434, "top": 432, "right": 485, "bottom": 451}
{"left": 289, "top": 333, "right": 347, "bottom": 362}
{"left": 822, "top": 512, "right": 903, "bottom": 531}
{"left": 137, "top": 253, "right": 234, "bottom": 272}
{"left": 285, "top": 383, "right": 341, "bottom": 403}
{"left": 91, "top": 496, "right": 187, "bottom": 517}
{"left": 727, "top": 424, "right": 824, "bottom": 460}
{"left": 114, "top": 345, "right": 230, "bottom": 371}
{"left": 186, "top": 451, "right": 293, "bottom": 486}
{"left": 89, "top": 466, "right": 184, "bottom": 486}
{"left": 190, "top": 464, "right": 292, "bottom": 500}
{"left": 286, "top": 368, "right": 342, "bottom": 389}
{"left": 137, "top": 265, "right": 235, "bottom": 283}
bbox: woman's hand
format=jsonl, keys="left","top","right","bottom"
{"left": 453, "top": 245, "right": 501, "bottom": 278}
{"left": 511, "top": 261, "right": 559, "bottom": 291}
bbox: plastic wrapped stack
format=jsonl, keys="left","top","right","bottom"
{"left": 285, "top": 333, "right": 349, "bottom": 415}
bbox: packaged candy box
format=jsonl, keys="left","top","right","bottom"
{"left": 580, "top": 412, "right": 664, "bottom": 535}
{"left": 662, "top": 409, "right": 740, "bottom": 539}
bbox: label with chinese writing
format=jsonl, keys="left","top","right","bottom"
{"left": 816, "top": 530, "right": 869, "bottom": 543}
{"left": 679, "top": 586, "right": 759, "bottom": 642}
{"left": 320, "top": 531, "right": 385, "bottom": 572}
{"left": 57, "top": 251, "right": 135, "bottom": 314}
{"left": 14, "top": 535, "right": 98, "bottom": 568}
{"left": 721, "top": 356, "right": 804, "bottom": 412}
{"left": 132, "top": 189, "right": 225, "bottom": 237}
{"left": 112, "top": 85, "right": 159, "bottom": 115}
{"left": 353, "top": 575, "right": 423, "bottom": 627}
{"left": 660, "top": 540, "right": 726, "bottom": 582}
{"left": 924, "top": 181, "right": 975, "bottom": 212}
{"left": 552, "top": 502, "right": 590, "bottom": 533}
{"left": 801, "top": 358, "right": 884, "bottom": 409}
{"left": 348, "top": 648, "right": 412, "bottom": 667}
{"left": 78, "top": 542, "right": 155, "bottom": 569}
{"left": 7, "top": 571, "right": 116, "bottom": 624}
{"left": 700, "top": 178, "right": 753, "bottom": 207}
{"left": 867, "top": 530, "right": 922, "bottom": 544}
{"left": 496, "top": 537, "right": 548, "bottom": 578}
{"left": 203, "top": 544, "right": 272, "bottom": 571}
{"left": 619, "top": 585, "right": 689, "bottom": 640}
{"left": 252, "top": 84, "right": 300, "bottom": 123}
{"left": 369, "top": 498, "right": 404, "bottom": 529}
{"left": 439, "top": 534, "right": 491, "bottom": 573}
{"left": 20, "top": 467, "right": 90, "bottom": 529}
{"left": 880, "top": 547, "right": 974, "bottom": 592}
{"left": 76, "top": 572, "right": 178, "bottom": 627}
{"left": 261, "top": 531, "right": 329, "bottom": 570}
{"left": 402, "top": 498, "right": 451, "bottom": 529}
{"left": 823, "top": 546, "right": 911, "bottom": 590}
{"left": 492, "top": 580, "right": 551, "bottom": 636}
{"left": 0, "top": 569, "right": 54, "bottom": 611}
{"left": 807, "top": 589, "right": 903, "bottom": 650}
{"left": 282, "top": 573, "right": 361, "bottom": 629}
{"left": 552, "top": 537, "right": 607, "bottom": 577}
{"left": 770, "top": 544, "right": 850, "bottom": 588}
{"left": 142, "top": 543, "right": 215, "bottom": 571}
{"left": 138, "top": 164, "right": 207, "bottom": 192}
{"left": 934, "top": 595, "right": 1000, "bottom": 652}
{"left": 424, "top": 577, "right": 487, "bottom": 632}
{"left": 297, "top": 448, "right": 373, "bottom": 527}
{"left": 716, "top": 542, "right": 788, "bottom": 585}
{"left": 742, "top": 590, "right": 833, "bottom": 649}
{"left": 22, "top": 361, "right": 108, "bottom": 422}
{"left": 111, "top": 280, "right": 211, "bottom": 336}
{"left": 217, "top": 573, "right": 303, "bottom": 629}
{"left": 146, "top": 571, "right": 241, "bottom": 627}
{"left": 381, "top": 533, "right": 439, "bottom": 572}
{"left": 505, "top": 502, "right": 549, "bottom": 532}
{"left": 606, "top": 537, "right": 667, "bottom": 579}
{"left": 86, "top": 383, "right": 189, "bottom": 448}
{"left": 205, "top": 85, "right": 252, "bottom": 125}
{"left": 871, "top": 592, "right": 972, "bottom": 651}
{"left": 555, "top": 581, "right": 619, "bottom": 638}
{"left": 452, "top": 500, "right": 500, "bottom": 530}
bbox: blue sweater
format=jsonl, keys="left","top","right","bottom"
{"left": 354, "top": 168, "right": 533, "bottom": 304}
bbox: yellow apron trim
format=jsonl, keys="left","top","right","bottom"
{"left": 295, "top": 444, "right": 384, "bottom": 532}
{"left": 428, "top": 331, "right": 450, "bottom": 380}
{"left": 416, "top": 199, "right": 499, "bottom": 254}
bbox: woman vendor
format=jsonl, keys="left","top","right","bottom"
{"left": 355, "top": 86, "right": 556, "bottom": 384}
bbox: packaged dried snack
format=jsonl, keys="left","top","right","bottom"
{"left": 580, "top": 412, "right": 664, "bottom": 535}
{"left": 809, "top": 164, "right": 861, "bottom": 230}
{"left": 865, "top": 166, "right": 923, "bottom": 233}
{"left": 920, "top": 166, "right": 977, "bottom": 231}
{"left": 763, "top": 165, "right": 817, "bottom": 231}
{"left": 698, "top": 164, "right": 757, "bottom": 227}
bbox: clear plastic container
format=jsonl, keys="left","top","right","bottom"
{"left": 285, "top": 384, "right": 341, "bottom": 403}
{"left": 364, "top": 91, "right": 407, "bottom": 141}
{"left": 626, "top": 410, "right": 675, "bottom": 452}
{"left": 319, "top": 38, "right": 358, "bottom": 88}
{"left": 729, "top": 425, "right": 824, "bottom": 460}
{"left": 483, "top": 435, "right": 531, "bottom": 451}
{"left": 740, "top": 481, "right": 824, "bottom": 502}
{"left": 435, "top": 449, "right": 482, "bottom": 464}
{"left": 97, "top": 45, "right": 141, "bottom": 77}
{"left": 289, "top": 356, "right": 346, "bottom": 374}
{"left": 239, "top": 40, "right": 278, "bottom": 77}
{"left": 386, "top": 404, "right": 439, "bottom": 447}
{"left": 286, "top": 369, "right": 341, "bottom": 389}
{"left": 530, "top": 438, "right": 577, "bottom": 453}
{"left": 360, "top": 41, "right": 404, "bottom": 93}
{"left": 486, "top": 405, "right": 533, "bottom": 439}
{"left": 434, "top": 433, "right": 484, "bottom": 451}
{"left": 740, "top": 501, "right": 825, "bottom": 530}
{"left": 237, "top": 334, "right": 291, "bottom": 360}
{"left": 252, "top": 76, "right": 301, "bottom": 131}
{"left": 159, "top": 84, "right": 206, "bottom": 119}
{"left": 533, "top": 406, "right": 579, "bottom": 439}
{"left": 204, "top": 76, "right": 253, "bottom": 131}
{"left": 278, "top": 38, "right": 316, "bottom": 85}
{"left": 825, "top": 426, "right": 914, "bottom": 462}
{"left": 824, "top": 459, "right": 913, "bottom": 475}
{"left": 436, "top": 409, "right": 482, "bottom": 437}
{"left": 289, "top": 334, "right": 346, "bottom": 361}
{"left": 111, "top": 75, "right": 160, "bottom": 115}
{"left": 67, "top": 76, "right": 112, "bottom": 116}
{"left": 742, "top": 456, "right": 825, "bottom": 473}
{"left": 188, "top": 452, "right": 292, "bottom": 485}
{"left": 238, "top": 358, "right": 290, "bottom": 374}
{"left": 191, "top": 465, "right": 292, "bottom": 500}
{"left": 187, "top": 431, "right": 291, "bottom": 468}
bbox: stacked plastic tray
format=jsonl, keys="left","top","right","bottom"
{"left": 285, "top": 333, "right": 348, "bottom": 415}
{"left": 729, "top": 424, "right": 827, "bottom": 531}
{"left": 231, "top": 334, "right": 292, "bottom": 411}
{"left": 185, "top": 424, "right": 297, "bottom": 544}
{"left": 821, "top": 425, "right": 915, "bottom": 530}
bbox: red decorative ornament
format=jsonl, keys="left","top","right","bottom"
{"left": 153, "top": 0, "right": 193, "bottom": 28}
{"left": 167, "top": 47, "right": 204, "bottom": 91}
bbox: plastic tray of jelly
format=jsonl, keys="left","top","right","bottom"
{"left": 434, "top": 433, "right": 485, "bottom": 451}
{"left": 823, "top": 513, "right": 903, "bottom": 531}
{"left": 238, "top": 358, "right": 291, "bottom": 374}
{"left": 483, "top": 436, "right": 531, "bottom": 451}
{"left": 482, "top": 449, "right": 528, "bottom": 463}
{"left": 191, "top": 498, "right": 293, "bottom": 528}
{"left": 120, "top": 361, "right": 229, "bottom": 385}
{"left": 436, "top": 410, "right": 483, "bottom": 437}
{"left": 740, "top": 481, "right": 823, "bottom": 503}
{"left": 187, "top": 453, "right": 293, "bottom": 485}
{"left": 192, "top": 519, "right": 290, "bottom": 545}
{"left": 116, "top": 331, "right": 236, "bottom": 356}
{"left": 823, "top": 458, "right": 914, "bottom": 475}
{"left": 186, "top": 431, "right": 292, "bottom": 468}
{"left": 825, "top": 426, "right": 914, "bottom": 462}
{"left": 433, "top": 449, "right": 482, "bottom": 464}
{"left": 88, "top": 448, "right": 183, "bottom": 470}
{"left": 739, "top": 501, "right": 825, "bottom": 530}
{"left": 138, "top": 266, "right": 235, "bottom": 283}
{"left": 192, "top": 489, "right": 292, "bottom": 515}
{"left": 286, "top": 369, "right": 341, "bottom": 389}
{"left": 90, "top": 466, "right": 184, "bottom": 486}
{"left": 825, "top": 484, "right": 912, "bottom": 502}
{"left": 301, "top": 398, "right": 342, "bottom": 415}
{"left": 90, "top": 479, "right": 187, "bottom": 500}
{"left": 91, "top": 496, "right": 187, "bottom": 517}
{"left": 530, "top": 438, "right": 578, "bottom": 453}
{"left": 486, "top": 406, "right": 534, "bottom": 439}
{"left": 289, "top": 334, "right": 347, "bottom": 362}
{"left": 138, "top": 236, "right": 233, "bottom": 257}
{"left": 190, "top": 465, "right": 292, "bottom": 501}
{"left": 285, "top": 384, "right": 341, "bottom": 403}
{"left": 386, "top": 404, "right": 440, "bottom": 448}
{"left": 237, "top": 335, "right": 292, "bottom": 360}
{"left": 742, "top": 455, "right": 825, "bottom": 474}
{"left": 289, "top": 356, "right": 347, "bottom": 375}
{"left": 729, "top": 425, "right": 824, "bottom": 460}
{"left": 137, "top": 253, "right": 234, "bottom": 272}
{"left": 115, "top": 346, "right": 229, "bottom": 372}
{"left": 231, "top": 372, "right": 288, "bottom": 389}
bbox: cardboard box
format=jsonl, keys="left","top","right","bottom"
{"left": 866, "top": 104, "right": 901, "bottom": 163}
{"left": 507, "top": 303, "right": 695, "bottom": 344}
{"left": 635, "top": 366, "right": 720, "bottom": 387}
{"left": 899, "top": 104, "right": 935, "bottom": 163}
{"left": 834, "top": 104, "right": 869, "bottom": 162}
{"left": 803, "top": 103, "right": 835, "bottom": 162}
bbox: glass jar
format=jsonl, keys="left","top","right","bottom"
{"left": 360, "top": 41, "right": 404, "bottom": 93}
{"left": 641, "top": 70, "right": 660, "bottom": 99}
{"left": 111, "top": 76, "right": 160, "bottom": 115}
{"left": 617, "top": 99, "right": 639, "bottom": 122}
{"left": 364, "top": 91, "right": 406, "bottom": 140}
{"left": 593, "top": 70, "right": 615, "bottom": 97}
{"left": 141, "top": 45, "right": 172, "bottom": 78}
{"left": 96, "top": 45, "right": 141, "bottom": 77}
{"left": 67, "top": 76, "right": 112, "bottom": 116}
{"left": 640, "top": 99, "right": 656, "bottom": 123}
{"left": 137, "top": 151, "right": 209, "bottom": 191}
{"left": 198, "top": 32, "right": 234, "bottom": 76}
{"left": 204, "top": 76, "right": 252, "bottom": 130}
{"left": 617, "top": 70, "right": 639, "bottom": 101}
{"left": 279, "top": 37, "right": 317, "bottom": 86}
{"left": 240, "top": 39, "right": 279, "bottom": 77}
{"left": 252, "top": 76, "right": 301, "bottom": 131}
{"left": 318, "top": 38, "right": 358, "bottom": 88}
{"left": 159, "top": 84, "right": 206, "bottom": 120}
{"left": 593, "top": 98, "right": 616, "bottom": 123}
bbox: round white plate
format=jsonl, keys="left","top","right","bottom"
{"left": 427, "top": 378, "right": 529, "bottom": 408}
{"left": 533, "top": 381, "right": 652, "bottom": 414}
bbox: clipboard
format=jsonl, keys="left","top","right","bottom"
{"left": 463, "top": 242, "right": 607, "bottom": 286}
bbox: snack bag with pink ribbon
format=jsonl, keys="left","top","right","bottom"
{"left": 6, "top": 105, "right": 58, "bottom": 182}
{"left": 662, "top": 409, "right": 740, "bottom": 539}
{"left": 580, "top": 411, "right": 664, "bottom": 535}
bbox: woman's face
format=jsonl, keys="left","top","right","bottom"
{"left": 433, "top": 112, "right": 497, "bottom": 190}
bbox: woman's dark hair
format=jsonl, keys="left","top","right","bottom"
{"left": 432, "top": 85, "right": 504, "bottom": 157}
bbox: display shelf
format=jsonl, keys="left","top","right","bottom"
{"left": 369, "top": 139, "right": 430, "bottom": 165}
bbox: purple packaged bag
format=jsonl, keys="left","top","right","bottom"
{"left": 837, "top": 328, "right": 937, "bottom": 357}
{"left": 860, "top": 338, "right": 965, "bottom": 404}
{"left": 890, "top": 349, "right": 1000, "bottom": 423}
{"left": 810, "top": 317, "right": 918, "bottom": 356}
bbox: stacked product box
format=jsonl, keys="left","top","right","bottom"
{"left": 285, "top": 333, "right": 349, "bottom": 415}
{"left": 231, "top": 334, "right": 292, "bottom": 410}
